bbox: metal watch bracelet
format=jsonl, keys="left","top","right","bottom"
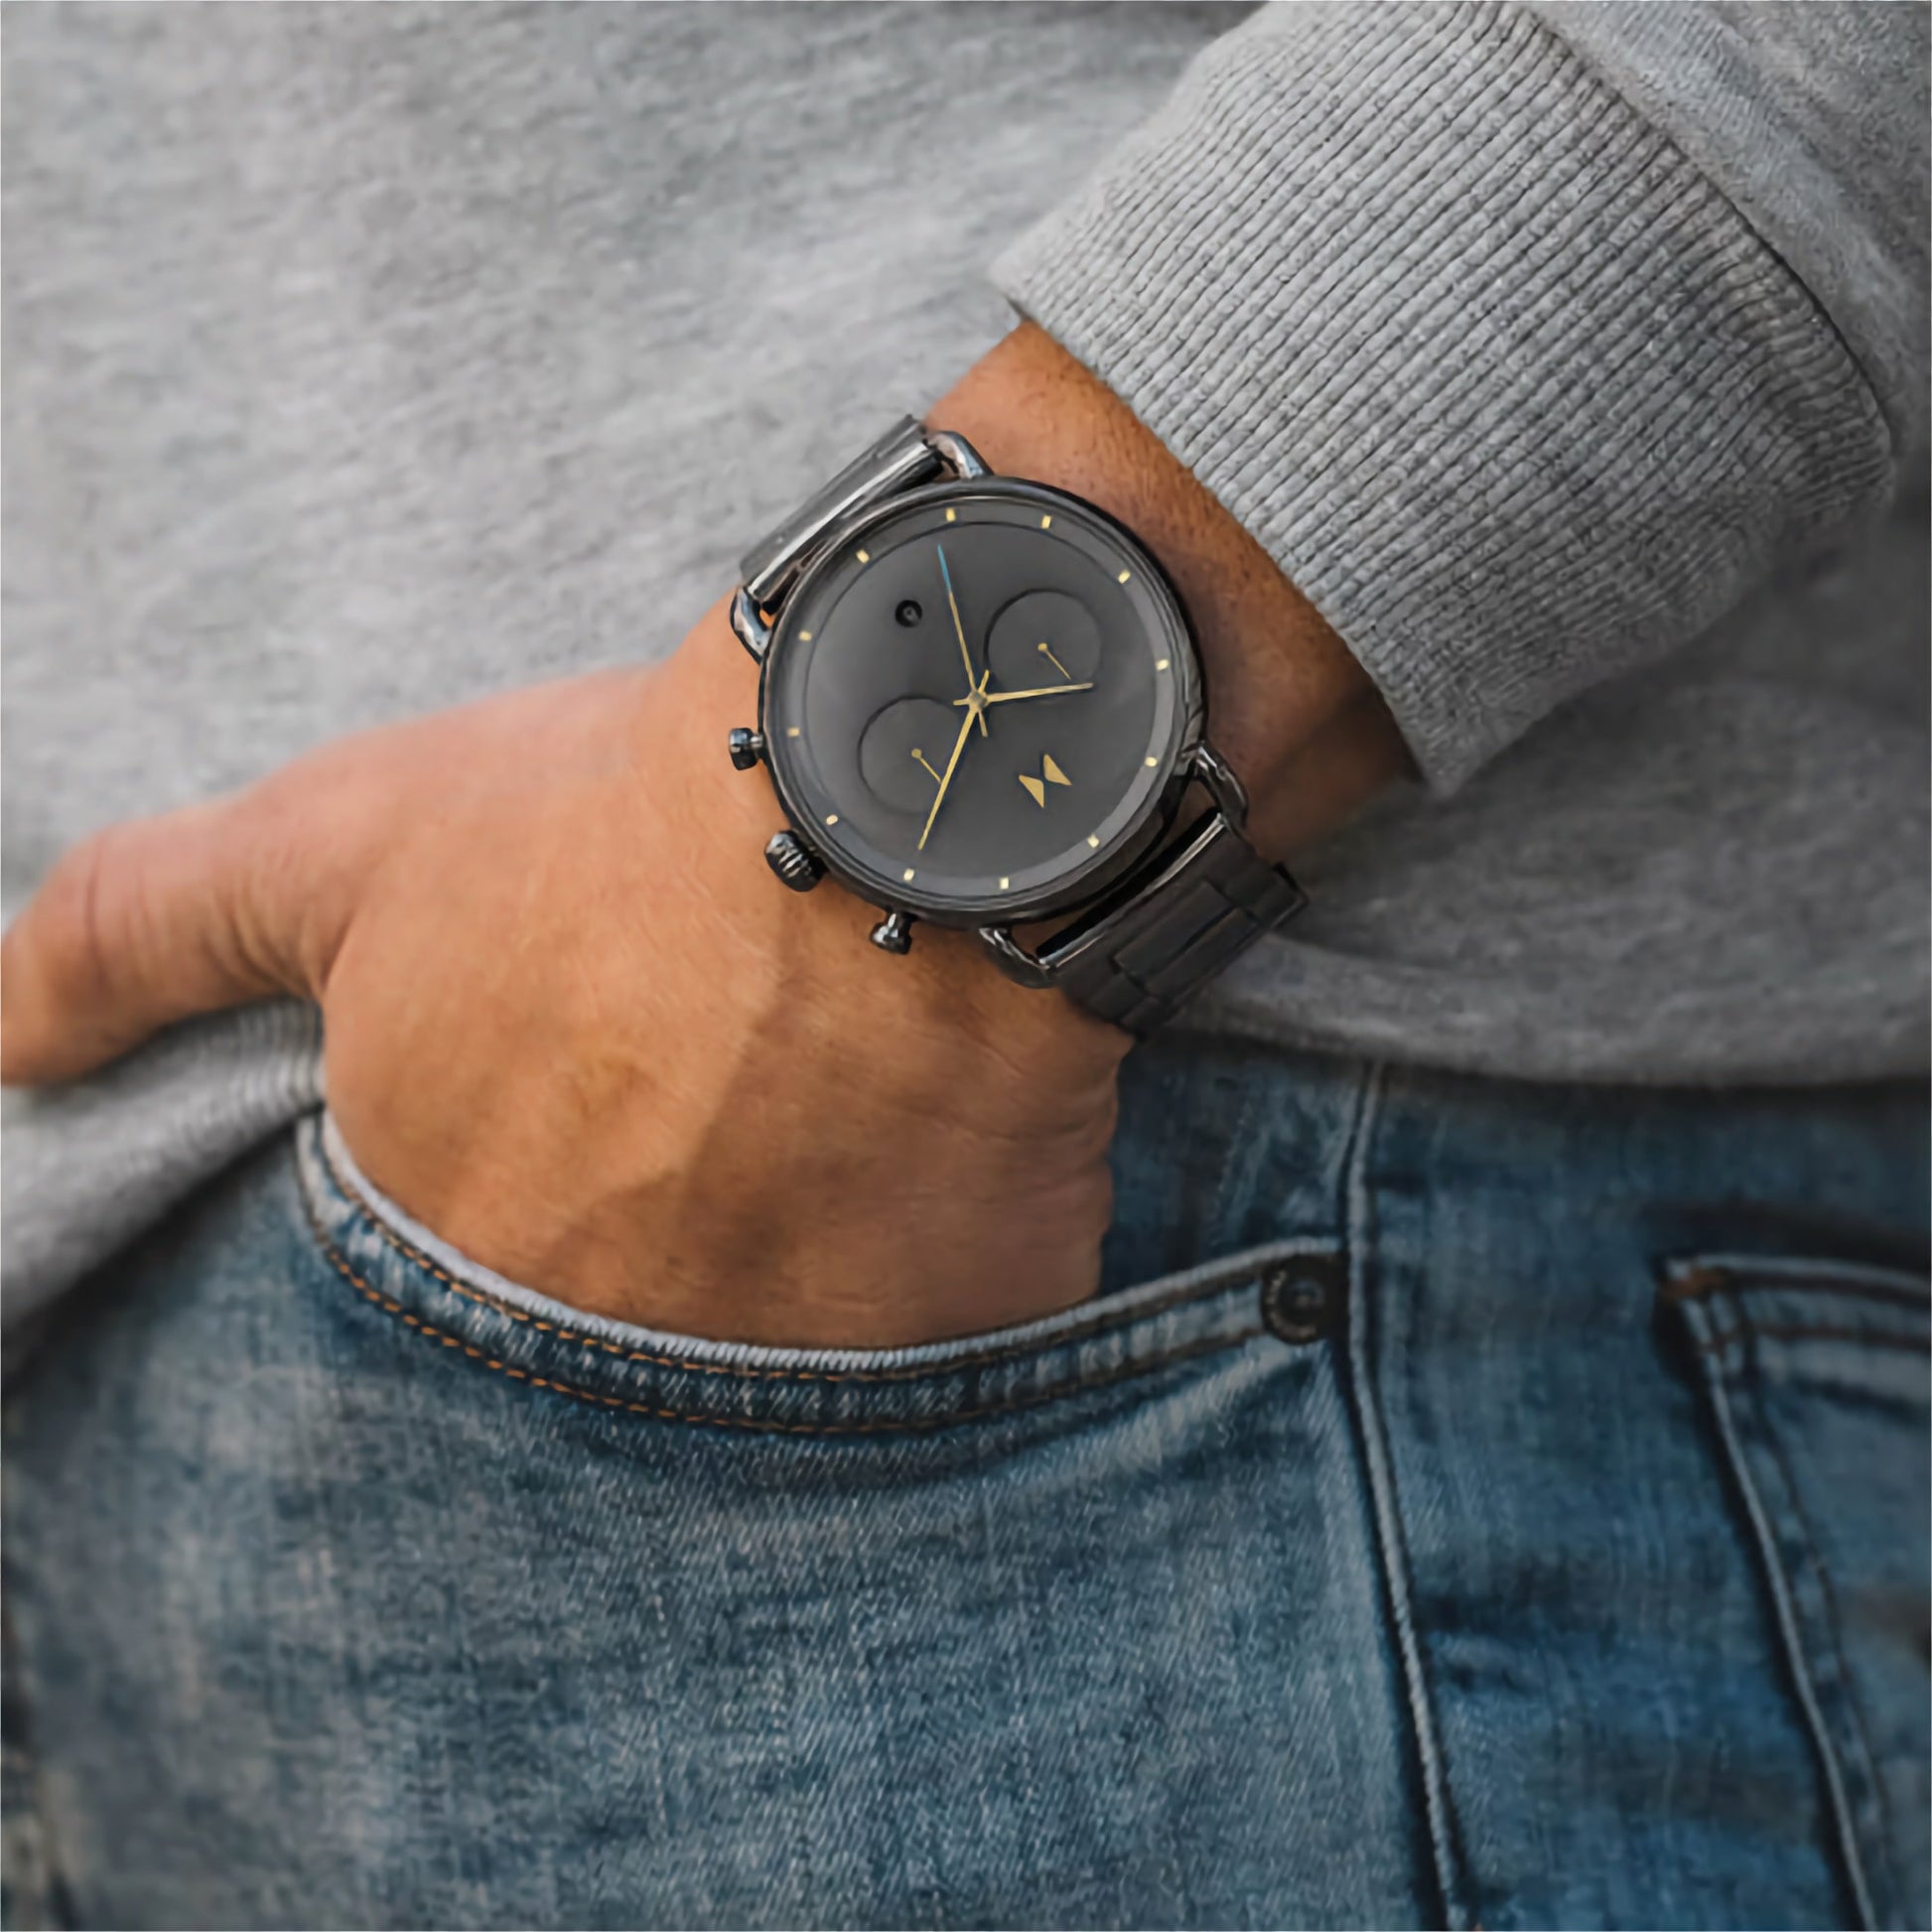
{"left": 734, "top": 418, "right": 1307, "bottom": 1036}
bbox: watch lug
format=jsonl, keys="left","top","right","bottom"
{"left": 977, "top": 925, "right": 1053, "bottom": 990}
{"left": 730, "top": 588, "right": 773, "bottom": 663}
{"left": 1191, "top": 742, "right": 1250, "bottom": 833}
{"left": 925, "top": 427, "right": 991, "bottom": 481}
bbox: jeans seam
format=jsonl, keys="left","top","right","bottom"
{"left": 1693, "top": 1320, "right": 1930, "bottom": 1357}
{"left": 1747, "top": 1341, "right": 1904, "bottom": 1924}
{"left": 1661, "top": 1259, "right": 1929, "bottom": 1312}
{"left": 1340, "top": 1063, "right": 1473, "bottom": 1932}
{"left": 1, "top": 1539, "right": 77, "bottom": 1931}
{"left": 305, "top": 1126, "right": 1283, "bottom": 1387}
{"left": 1692, "top": 1333, "right": 1884, "bottom": 1929}
{"left": 300, "top": 1165, "right": 1265, "bottom": 1436}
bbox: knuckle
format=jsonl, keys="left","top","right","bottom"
{"left": 1, "top": 826, "right": 141, "bottom": 1078}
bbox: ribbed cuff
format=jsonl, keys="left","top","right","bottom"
{"left": 993, "top": 2, "right": 1891, "bottom": 790}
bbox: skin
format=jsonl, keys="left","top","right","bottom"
{"left": 0, "top": 326, "right": 1408, "bottom": 1346}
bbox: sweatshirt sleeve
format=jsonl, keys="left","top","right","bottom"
{"left": 990, "top": 2, "right": 1927, "bottom": 791}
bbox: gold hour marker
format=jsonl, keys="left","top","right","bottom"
{"left": 798, "top": 629, "right": 812, "bottom": 641}
{"left": 1117, "top": 570, "right": 1132, "bottom": 584}
{"left": 1146, "top": 756, "right": 1159, "bottom": 766}
{"left": 825, "top": 813, "right": 839, "bottom": 825}
{"left": 1156, "top": 658, "right": 1170, "bottom": 671}
{"left": 1000, "top": 876, "right": 1010, "bottom": 890}
{"left": 856, "top": 549, "right": 871, "bottom": 564}
{"left": 903, "top": 867, "right": 915, "bottom": 883}
{"left": 787, "top": 726, "right": 800, "bottom": 737}
{"left": 944, "top": 507, "right": 956, "bottom": 522}
{"left": 1088, "top": 834, "right": 1101, "bottom": 848}
{"left": 1040, "top": 514, "right": 1052, "bottom": 529}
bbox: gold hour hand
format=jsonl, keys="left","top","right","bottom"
{"left": 917, "top": 701, "right": 980, "bottom": 852}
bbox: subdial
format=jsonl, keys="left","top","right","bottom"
{"left": 986, "top": 590, "right": 1103, "bottom": 695}
{"left": 857, "top": 696, "right": 962, "bottom": 815}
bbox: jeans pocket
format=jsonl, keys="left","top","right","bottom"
{"left": 296, "top": 1110, "right": 1343, "bottom": 1442}
{"left": 1659, "top": 1254, "right": 1931, "bottom": 1931}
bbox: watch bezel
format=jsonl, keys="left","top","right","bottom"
{"left": 755, "top": 476, "right": 1205, "bottom": 928}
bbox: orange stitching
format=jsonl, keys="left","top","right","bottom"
{"left": 1692, "top": 1319, "right": 1930, "bottom": 1359}
{"left": 300, "top": 1173, "right": 1261, "bottom": 1437}
{"left": 303, "top": 1129, "right": 1272, "bottom": 1386}
{"left": 1661, "top": 1263, "right": 1929, "bottom": 1313}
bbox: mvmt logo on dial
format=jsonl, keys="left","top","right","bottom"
{"left": 1018, "top": 755, "right": 1071, "bottom": 808}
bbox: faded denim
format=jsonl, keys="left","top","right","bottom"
{"left": 4, "top": 1039, "right": 1927, "bottom": 1929}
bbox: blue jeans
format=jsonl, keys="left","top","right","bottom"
{"left": 4, "top": 1040, "right": 1927, "bottom": 1930}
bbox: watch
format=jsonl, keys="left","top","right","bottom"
{"left": 726, "top": 417, "right": 1307, "bottom": 1035}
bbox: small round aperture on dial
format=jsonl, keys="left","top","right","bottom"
{"left": 986, "top": 590, "right": 1103, "bottom": 695}
{"left": 895, "top": 599, "right": 923, "bottom": 627}
{"left": 858, "top": 696, "right": 959, "bottom": 816}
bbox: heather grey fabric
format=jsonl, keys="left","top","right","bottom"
{"left": 4, "top": 3, "right": 1926, "bottom": 1319}
{"left": 994, "top": 2, "right": 1925, "bottom": 788}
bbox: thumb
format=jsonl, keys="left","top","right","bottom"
{"left": 1, "top": 749, "right": 385, "bottom": 1087}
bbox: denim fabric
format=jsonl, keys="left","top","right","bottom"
{"left": 3, "top": 1040, "right": 1926, "bottom": 1930}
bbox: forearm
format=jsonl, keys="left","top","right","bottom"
{"left": 994, "top": 4, "right": 1908, "bottom": 793}
{"left": 930, "top": 325, "right": 1410, "bottom": 857}
{"left": 674, "top": 321, "right": 1408, "bottom": 888}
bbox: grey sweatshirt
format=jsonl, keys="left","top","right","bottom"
{"left": 4, "top": 2, "right": 1926, "bottom": 1318}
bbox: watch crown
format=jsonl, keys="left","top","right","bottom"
{"left": 763, "top": 830, "right": 825, "bottom": 893}
{"left": 728, "top": 727, "right": 766, "bottom": 771}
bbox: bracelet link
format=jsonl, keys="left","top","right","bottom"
{"left": 738, "top": 417, "right": 949, "bottom": 626}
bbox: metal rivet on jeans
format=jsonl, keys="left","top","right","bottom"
{"left": 1260, "top": 1257, "right": 1342, "bottom": 1345}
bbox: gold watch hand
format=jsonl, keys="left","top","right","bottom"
{"left": 917, "top": 680, "right": 986, "bottom": 852}
{"left": 1038, "top": 641, "right": 1072, "bottom": 680}
{"left": 910, "top": 749, "right": 943, "bottom": 785}
{"left": 952, "top": 682, "right": 1095, "bottom": 707}
{"left": 936, "top": 544, "right": 987, "bottom": 737}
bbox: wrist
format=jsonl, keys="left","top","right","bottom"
{"left": 653, "top": 602, "right": 1129, "bottom": 1079}
{"left": 930, "top": 325, "right": 1410, "bottom": 855}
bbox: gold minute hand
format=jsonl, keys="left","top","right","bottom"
{"left": 953, "top": 682, "right": 1095, "bottom": 707}
{"left": 917, "top": 698, "right": 981, "bottom": 852}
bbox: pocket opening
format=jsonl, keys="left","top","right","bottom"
{"left": 296, "top": 1112, "right": 1339, "bottom": 1439}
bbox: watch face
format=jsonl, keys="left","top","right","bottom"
{"left": 759, "top": 480, "right": 1200, "bottom": 924}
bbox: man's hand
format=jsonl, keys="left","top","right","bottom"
{"left": 1, "top": 621, "right": 1136, "bottom": 1346}
{"left": 0, "top": 327, "right": 1406, "bottom": 1347}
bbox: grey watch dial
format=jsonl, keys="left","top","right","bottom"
{"left": 759, "top": 480, "right": 1200, "bottom": 924}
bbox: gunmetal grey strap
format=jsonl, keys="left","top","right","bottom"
{"left": 741, "top": 417, "right": 1307, "bottom": 1035}
{"left": 1036, "top": 813, "right": 1307, "bottom": 1036}
{"left": 740, "top": 417, "right": 947, "bottom": 616}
